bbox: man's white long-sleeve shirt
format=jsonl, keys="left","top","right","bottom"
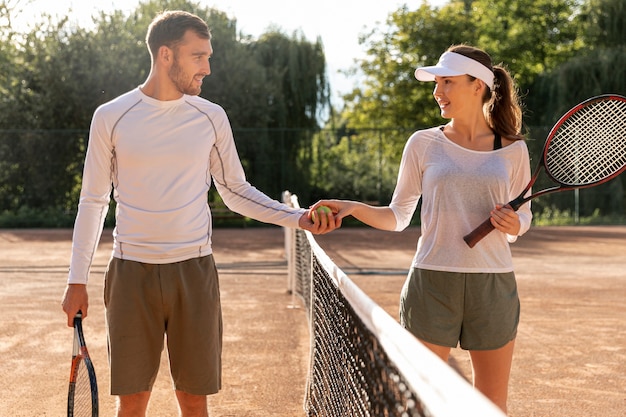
{"left": 68, "top": 88, "right": 303, "bottom": 284}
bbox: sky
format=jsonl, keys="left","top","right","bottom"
{"left": 13, "top": 0, "right": 449, "bottom": 106}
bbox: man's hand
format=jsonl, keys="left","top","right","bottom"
{"left": 61, "top": 284, "right": 89, "bottom": 327}
{"left": 298, "top": 208, "right": 340, "bottom": 234}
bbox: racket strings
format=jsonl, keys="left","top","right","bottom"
{"left": 72, "top": 357, "right": 94, "bottom": 416}
{"left": 546, "top": 99, "right": 626, "bottom": 185}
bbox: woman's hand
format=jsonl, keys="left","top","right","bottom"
{"left": 490, "top": 204, "right": 520, "bottom": 236}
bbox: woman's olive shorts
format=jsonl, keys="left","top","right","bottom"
{"left": 399, "top": 268, "right": 519, "bottom": 350}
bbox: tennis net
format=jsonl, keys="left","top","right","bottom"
{"left": 283, "top": 191, "right": 506, "bottom": 417}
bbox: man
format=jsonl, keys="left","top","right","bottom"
{"left": 61, "top": 10, "right": 334, "bottom": 417}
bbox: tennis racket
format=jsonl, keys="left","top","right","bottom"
{"left": 464, "top": 94, "right": 626, "bottom": 248}
{"left": 67, "top": 311, "right": 98, "bottom": 417}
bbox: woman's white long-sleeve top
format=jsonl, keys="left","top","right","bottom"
{"left": 389, "top": 127, "right": 532, "bottom": 273}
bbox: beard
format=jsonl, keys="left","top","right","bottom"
{"left": 168, "top": 57, "right": 203, "bottom": 96}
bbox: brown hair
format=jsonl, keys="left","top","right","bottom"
{"left": 146, "top": 10, "right": 211, "bottom": 59}
{"left": 448, "top": 45, "right": 524, "bottom": 141}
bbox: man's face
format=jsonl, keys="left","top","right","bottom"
{"left": 168, "top": 30, "right": 212, "bottom": 96}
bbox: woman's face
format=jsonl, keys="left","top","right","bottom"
{"left": 432, "top": 75, "right": 482, "bottom": 119}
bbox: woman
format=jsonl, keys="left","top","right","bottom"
{"left": 315, "top": 45, "right": 532, "bottom": 413}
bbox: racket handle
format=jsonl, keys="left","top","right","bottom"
{"left": 463, "top": 217, "right": 495, "bottom": 248}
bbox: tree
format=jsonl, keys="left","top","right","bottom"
{"left": 528, "top": 0, "right": 626, "bottom": 124}
{"left": 235, "top": 30, "right": 329, "bottom": 199}
{"left": 469, "top": 0, "right": 582, "bottom": 88}
{"left": 340, "top": 0, "right": 583, "bottom": 131}
{"left": 342, "top": 3, "right": 472, "bottom": 130}
{"left": 580, "top": 0, "right": 625, "bottom": 49}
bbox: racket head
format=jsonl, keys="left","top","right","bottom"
{"left": 542, "top": 94, "right": 626, "bottom": 187}
{"left": 68, "top": 312, "right": 98, "bottom": 417}
{"left": 464, "top": 94, "right": 626, "bottom": 248}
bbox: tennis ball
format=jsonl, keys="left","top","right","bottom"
{"left": 311, "top": 206, "right": 332, "bottom": 223}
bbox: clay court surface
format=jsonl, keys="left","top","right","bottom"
{"left": 0, "top": 225, "right": 624, "bottom": 416}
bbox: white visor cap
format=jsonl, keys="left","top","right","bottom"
{"left": 414, "top": 51, "right": 494, "bottom": 90}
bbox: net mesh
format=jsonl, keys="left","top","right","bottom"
{"left": 546, "top": 96, "right": 626, "bottom": 185}
{"left": 283, "top": 192, "right": 505, "bottom": 417}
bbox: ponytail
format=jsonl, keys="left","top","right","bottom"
{"left": 485, "top": 65, "right": 524, "bottom": 141}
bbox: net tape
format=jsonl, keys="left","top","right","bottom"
{"left": 283, "top": 192, "right": 505, "bottom": 417}
{"left": 546, "top": 97, "right": 626, "bottom": 185}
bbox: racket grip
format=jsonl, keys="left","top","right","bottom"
{"left": 463, "top": 217, "right": 495, "bottom": 248}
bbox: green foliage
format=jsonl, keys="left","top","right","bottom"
{"left": 215, "top": 30, "right": 329, "bottom": 200}
{"left": 527, "top": 0, "right": 626, "bottom": 125}
{"left": 533, "top": 207, "right": 626, "bottom": 226}
{"left": 527, "top": 47, "right": 626, "bottom": 125}
{"left": 0, "top": 129, "right": 86, "bottom": 213}
{"left": 579, "top": 0, "right": 626, "bottom": 48}
{"left": 469, "top": 0, "right": 582, "bottom": 88}
{"left": 342, "top": 3, "right": 462, "bottom": 129}
{"left": 340, "top": 0, "right": 585, "bottom": 131}
{"left": 308, "top": 128, "right": 412, "bottom": 203}
{"left": 0, "top": 205, "right": 75, "bottom": 228}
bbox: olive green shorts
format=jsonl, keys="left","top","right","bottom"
{"left": 104, "top": 255, "right": 222, "bottom": 396}
{"left": 399, "top": 268, "right": 519, "bottom": 350}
